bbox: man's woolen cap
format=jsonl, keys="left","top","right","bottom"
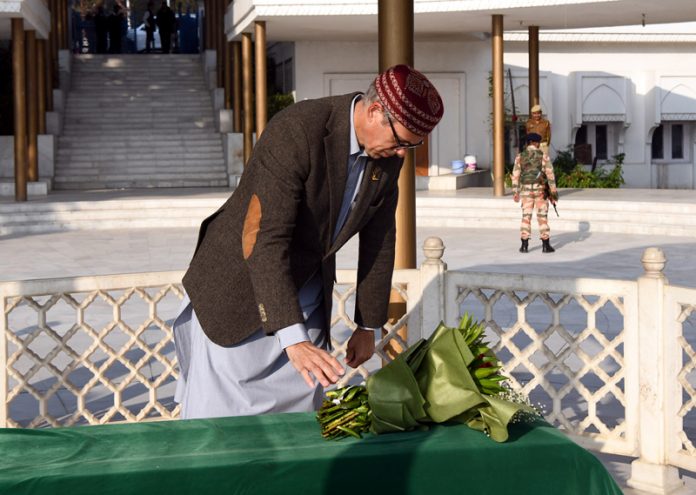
{"left": 530, "top": 104, "right": 542, "bottom": 113}
{"left": 526, "top": 132, "right": 542, "bottom": 144}
{"left": 375, "top": 65, "right": 444, "bottom": 136}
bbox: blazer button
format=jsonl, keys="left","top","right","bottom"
{"left": 258, "top": 303, "right": 268, "bottom": 322}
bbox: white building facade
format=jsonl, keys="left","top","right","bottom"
{"left": 230, "top": 1, "right": 696, "bottom": 189}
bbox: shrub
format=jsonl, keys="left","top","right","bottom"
{"left": 554, "top": 151, "right": 624, "bottom": 188}
{"left": 268, "top": 92, "right": 295, "bottom": 120}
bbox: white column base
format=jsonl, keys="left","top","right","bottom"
{"left": 628, "top": 460, "right": 685, "bottom": 494}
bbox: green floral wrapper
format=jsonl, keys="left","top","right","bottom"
{"left": 367, "top": 321, "right": 535, "bottom": 442}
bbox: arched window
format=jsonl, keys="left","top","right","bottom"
{"left": 652, "top": 123, "right": 688, "bottom": 162}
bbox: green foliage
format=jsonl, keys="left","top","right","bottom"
{"left": 554, "top": 151, "right": 625, "bottom": 188}
{"left": 268, "top": 92, "right": 295, "bottom": 120}
{"left": 551, "top": 148, "right": 578, "bottom": 175}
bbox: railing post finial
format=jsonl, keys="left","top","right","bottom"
{"left": 422, "top": 236, "right": 445, "bottom": 265}
{"left": 641, "top": 247, "right": 666, "bottom": 279}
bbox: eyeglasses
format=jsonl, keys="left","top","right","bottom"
{"left": 386, "top": 114, "right": 424, "bottom": 150}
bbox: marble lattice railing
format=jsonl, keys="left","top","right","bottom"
{"left": 1, "top": 238, "right": 694, "bottom": 493}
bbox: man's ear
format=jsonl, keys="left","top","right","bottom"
{"left": 366, "top": 101, "right": 382, "bottom": 123}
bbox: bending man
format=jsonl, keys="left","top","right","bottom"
{"left": 173, "top": 65, "right": 444, "bottom": 419}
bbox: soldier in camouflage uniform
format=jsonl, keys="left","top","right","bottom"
{"left": 512, "top": 133, "right": 558, "bottom": 253}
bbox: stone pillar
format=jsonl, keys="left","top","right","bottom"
{"left": 628, "top": 248, "right": 685, "bottom": 494}
{"left": 419, "top": 237, "right": 447, "bottom": 343}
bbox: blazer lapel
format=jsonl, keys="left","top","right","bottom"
{"left": 323, "top": 94, "right": 356, "bottom": 252}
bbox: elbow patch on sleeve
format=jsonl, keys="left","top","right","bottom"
{"left": 242, "top": 194, "right": 262, "bottom": 260}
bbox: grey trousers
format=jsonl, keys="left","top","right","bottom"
{"left": 173, "top": 295, "right": 327, "bottom": 419}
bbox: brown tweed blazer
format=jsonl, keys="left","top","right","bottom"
{"left": 182, "top": 93, "right": 403, "bottom": 346}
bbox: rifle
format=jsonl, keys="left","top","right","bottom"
{"left": 507, "top": 68, "right": 519, "bottom": 151}
{"left": 542, "top": 180, "right": 559, "bottom": 217}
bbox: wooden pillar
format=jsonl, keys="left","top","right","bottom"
{"left": 378, "top": 0, "right": 415, "bottom": 270}
{"left": 224, "top": 40, "right": 232, "bottom": 109}
{"left": 254, "top": 21, "right": 267, "bottom": 138}
{"left": 232, "top": 41, "right": 243, "bottom": 133}
{"left": 37, "top": 39, "right": 47, "bottom": 133}
{"left": 47, "top": 0, "right": 57, "bottom": 110}
{"left": 242, "top": 33, "right": 253, "bottom": 165}
{"left": 217, "top": 0, "right": 226, "bottom": 88}
{"left": 378, "top": 0, "right": 414, "bottom": 355}
{"left": 492, "top": 15, "right": 505, "bottom": 197}
{"left": 528, "top": 26, "right": 539, "bottom": 109}
{"left": 26, "top": 30, "right": 39, "bottom": 182}
{"left": 12, "top": 19, "right": 28, "bottom": 202}
{"left": 58, "top": 0, "right": 68, "bottom": 49}
{"left": 204, "top": 0, "right": 212, "bottom": 51}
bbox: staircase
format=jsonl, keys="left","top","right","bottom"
{"left": 54, "top": 54, "right": 228, "bottom": 190}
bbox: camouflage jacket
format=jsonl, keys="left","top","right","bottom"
{"left": 511, "top": 145, "right": 556, "bottom": 195}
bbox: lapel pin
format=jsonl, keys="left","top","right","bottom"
{"left": 371, "top": 169, "right": 381, "bottom": 181}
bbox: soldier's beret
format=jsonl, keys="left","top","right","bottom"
{"left": 526, "top": 133, "right": 542, "bottom": 143}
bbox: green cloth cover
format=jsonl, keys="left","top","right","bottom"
{"left": 0, "top": 413, "right": 622, "bottom": 495}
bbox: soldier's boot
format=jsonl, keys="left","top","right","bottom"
{"left": 542, "top": 238, "right": 555, "bottom": 253}
{"left": 519, "top": 239, "right": 529, "bottom": 253}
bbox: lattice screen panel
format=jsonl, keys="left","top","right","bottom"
{"left": 3, "top": 279, "right": 407, "bottom": 427}
{"left": 456, "top": 286, "right": 627, "bottom": 441}
{"left": 4, "top": 284, "right": 184, "bottom": 427}
{"left": 330, "top": 282, "right": 408, "bottom": 387}
{"left": 677, "top": 303, "right": 696, "bottom": 456}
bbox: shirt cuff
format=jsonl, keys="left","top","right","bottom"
{"left": 276, "top": 323, "right": 310, "bottom": 350}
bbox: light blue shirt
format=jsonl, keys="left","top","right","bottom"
{"left": 276, "top": 95, "right": 369, "bottom": 349}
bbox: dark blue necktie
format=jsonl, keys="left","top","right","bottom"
{"left": 333, "top": 153, "right": 365, "bottom": 242}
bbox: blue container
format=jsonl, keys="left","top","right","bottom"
{"left": 451, "top": 159, "right": 465, "bottom": 174}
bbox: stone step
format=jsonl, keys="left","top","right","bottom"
{"left": 52, "top": 174, "right": 228, "bottom": 182}
{"left": 55, "top": 160, "right": 225, "bottom": 169}
{"left": 61, "top": 125, "right": 217, "bottom": 135}
{"left": 2, "top": 189, "right": 695, "bottom": 237}
{"left": 54, "top": 165, "right": 226, "bottom": 175}
{"left": 56, "top": 140, "right": 223, "bottom": 149}
{"left": 54, "top": 53, "right": 225, "bottom": 191}
{"left": 415, "top": 195, "right": 696, "bottom": 232}
{"left": 56, "top": 149, "right": 223, "bottom": 159}
{"left": 52, "top": 178, "right": 229, "bottom": 190}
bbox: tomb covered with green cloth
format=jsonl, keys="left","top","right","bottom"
{"left": 0, "top": 412, "right": 622, "bottom": 494}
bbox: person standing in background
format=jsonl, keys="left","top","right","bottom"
{"left": 512, "top": 133, "right": 558, "bottom": 253}
{"left": 156, "top": 0, "right": 176, "bottom": 54}
{"left": 143, "top": 1, "right": 157, "bottom": 53}
{"left": 525, "top": 104, "right": 551, "bottom": 155}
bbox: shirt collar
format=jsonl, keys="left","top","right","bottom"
{"left": 349, "top": 95, "right": 367, "bottom": 157}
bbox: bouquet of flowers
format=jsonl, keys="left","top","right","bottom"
{"left": 317, "top": 314, "right": 541, "bottom": 441}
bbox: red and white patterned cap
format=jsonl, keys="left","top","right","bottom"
{"left": 374, "top": 64, "right": 444, "bottom": 136}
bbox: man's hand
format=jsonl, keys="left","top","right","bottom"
{"left": 513, "top": 192, "right": 520, "bottom": 203}
{"left": 345, "top": 328, "right": 376, "bottom": 369}
{"left": 286, "top": 341, "right": 344, "bottom": 389}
